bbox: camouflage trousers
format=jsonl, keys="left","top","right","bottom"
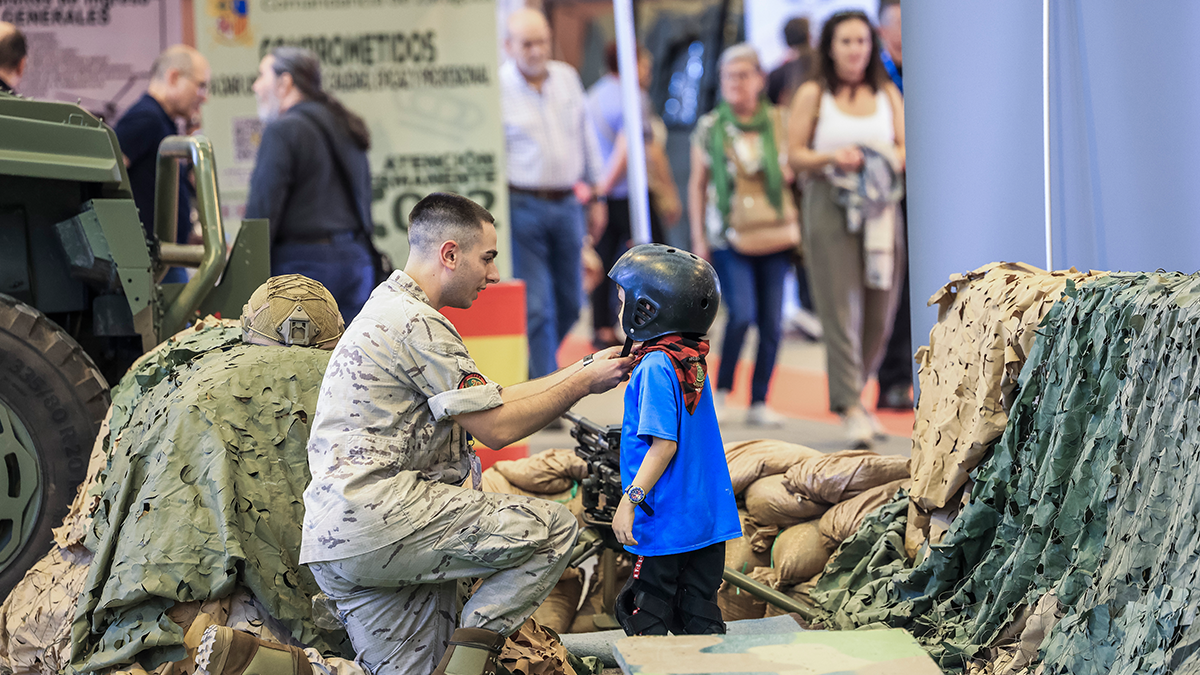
{"left": 308, "top": 488, "right": 578, "bottom": 675}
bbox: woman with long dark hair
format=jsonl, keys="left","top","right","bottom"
{"left": 788, "top": 11, "right": 906, "bottom": 448}
{"left": 245, "top": 46, "right": 376, "bottom": 324}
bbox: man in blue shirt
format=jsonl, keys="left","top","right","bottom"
{"left": 608, "top": 244, "right": 741, "bottom": 636}
{"left": 115, "top": 45, "right": 210, "bottom": 284}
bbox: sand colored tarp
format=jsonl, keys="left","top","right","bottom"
{"left": 783, "top": 450, "right": 909, "bottom": 505}
{"left": 907, "top": 262, "right": 1102, "bottom": 555}
{"left": 806, "top": 271, "right": 1200, "bottom": 674}
{"left": 724, "top": 440, "right": 823, "bottom": 495}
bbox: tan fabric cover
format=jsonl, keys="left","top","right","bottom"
{"left": 493, "top": 448, "right": 589, "bottom": 494}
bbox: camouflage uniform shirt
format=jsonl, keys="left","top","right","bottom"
{"left": 300, "top": 270, "right": 504, "bottom": 563}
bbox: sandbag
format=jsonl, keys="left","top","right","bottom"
{"left": 494, "top": 448, "right": 589, "bottom": 494}
{"left": 763, "top": 573, "right": 820, "bottom": 619}
{"left": 772, "top": 521, "right": 834, "bottom": 586}
{"left": 818, "top": 478, "right": 911, "bottom": 548}
{"left": 725, "top": 440, "right": 824, "bottom": 495}
{"left": 724, "top": 509, "right": 769, "bottom": 575}
{"left": 784, "top": 450, "right": 910, "bottom": 504}
{"left": 532, "top": 567, "right": 584, "bottom": 635}
{"left": 744, "top": 474, "right": 828, "bottom": 527}
{"left": 481, "top": 467, "right": 577, "bottom": 504}
{"left": 718, "top": 566, "right": 776, "bottom": 622}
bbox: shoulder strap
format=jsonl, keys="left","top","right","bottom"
{"left": 294, "top": 107, "right": 372, "bottom": 237}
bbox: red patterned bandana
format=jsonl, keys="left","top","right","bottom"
{"left": 632, "top": 335, "right": 710, "bottom": 414}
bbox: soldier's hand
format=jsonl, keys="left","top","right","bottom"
{"left": 613, "top": 500, "right": 637, "bottom": 547}
{"left": 585, "top": 349, "right": 634, "bottom": 393}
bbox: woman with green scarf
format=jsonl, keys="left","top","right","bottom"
{"left": 688, "top": 43, "right": 796, "bottom": 427}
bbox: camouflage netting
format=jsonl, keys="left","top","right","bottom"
{"left": 907, "top": 262, "right": 1103, "bottom": 557}
{"left": 67, "top": 322, "right": 344, "bottom": 672}
{"left": 807, "top": 270, "right": 1200, "bottom": 674}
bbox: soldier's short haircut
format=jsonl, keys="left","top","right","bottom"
{"left": 150, "top": 45, "right": 199, "bottom": 82}
{"left": 408, "top": 192, "right": 495, "bottom": 253}
{"left": 0, "top": 26, "right": 26, "bottom": 71}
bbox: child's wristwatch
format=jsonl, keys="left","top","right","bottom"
{"left": 624, "top": 485, "right": 655, "bottom": 516}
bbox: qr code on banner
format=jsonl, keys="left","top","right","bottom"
{"left": 232, "top": 117, "right": 264, "bottom": 163}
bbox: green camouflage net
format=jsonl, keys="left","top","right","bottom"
{"left": 67, "top": 325, "right": 346, "bottom": 673}
{"left": 810, "top": 271, "right": 1200, "bottom": 674}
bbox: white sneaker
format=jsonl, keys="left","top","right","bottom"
{"left": 841, "top": 408, "right": 873, "bottom": 449}
{"left": 746, "top": 402, "right": 784, "bottom": 428}
{"left": 788, "top": 308, "right": 824, "bottom": 341}
{"left": 866, "top": 410, "right": 888, "bottom": 439}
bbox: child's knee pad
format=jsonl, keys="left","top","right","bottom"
{"left": 616, "top": 582, "right": 673, "bottom": 636}
{"left": 676, "top": 588, "right": 726, "bottom": 635}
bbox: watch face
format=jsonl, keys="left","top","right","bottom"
{"left": 626, "top": 485, "right": 645, "bottom": 504}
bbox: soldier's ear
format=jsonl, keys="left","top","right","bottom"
{"left": 439, "top": 241, "right": 459, "bottom": 269}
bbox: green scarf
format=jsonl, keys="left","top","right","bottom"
{"left": 708, "top": 100, "right": 785, "bottom": 223}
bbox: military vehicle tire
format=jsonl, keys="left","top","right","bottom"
{"left": 0, "top": 294, "right": 109, "bottom": 600}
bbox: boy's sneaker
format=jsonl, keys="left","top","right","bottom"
{"left": 195, "top": 625, "right": 313, "bottom": 675}
{"left": 841, "top": 408, "right": 873, "bottom": 449}
{"left": 746, "top": 402, "right": 784, "bottom": 428}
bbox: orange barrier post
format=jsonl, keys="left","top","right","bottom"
{"left": 441, "top": 280, "right": 530, "bottom": 470}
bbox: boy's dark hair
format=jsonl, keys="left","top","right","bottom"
{"left": 408, "top": 192, "right": 494, "bottom": 252}
{"left": 0, "top": 28, "right": 26, "bottom": 71}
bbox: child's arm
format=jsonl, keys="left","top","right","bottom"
{"left": 613, "top": 436, "right": 678, "bottom": 546}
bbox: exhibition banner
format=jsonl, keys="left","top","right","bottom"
{"left": 3, "top": 0, "right": 181, "bottom": 120}
{"left": 194, "top": 0, "right": 508, "bottom": 274}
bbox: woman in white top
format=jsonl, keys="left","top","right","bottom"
{"left": 788, "top": 11, "right": 906, "bottom": 448}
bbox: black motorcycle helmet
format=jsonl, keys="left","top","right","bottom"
{"left": 608, "top": 243, "right": 721, "bottom": 341}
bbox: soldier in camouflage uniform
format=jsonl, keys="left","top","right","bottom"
{"left": 300, "top": 193, "right": 634, "bottom": 675}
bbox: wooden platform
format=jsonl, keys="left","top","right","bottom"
{"left": 613, "top": 628, "right": 942, "bottom": 675}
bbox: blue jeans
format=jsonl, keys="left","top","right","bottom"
{"left": 712, "top": 248, "right": 791, "bottom": 404}
{"left": 510, "top": 191, "right": 585, "bottom": 379}
{"left": 272, "top": 234, "right": 375, "bottom": 325}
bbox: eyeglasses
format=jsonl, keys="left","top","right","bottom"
{"left": 182, "top": 73, "right": 209, "bottom": 94}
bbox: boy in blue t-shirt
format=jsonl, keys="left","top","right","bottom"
{"left": 607, "top": 244, "right": 742, "bottom": 636}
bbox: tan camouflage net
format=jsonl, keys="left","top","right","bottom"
{"left": 907, "top": 262, "right": 1103, "bottom": 557}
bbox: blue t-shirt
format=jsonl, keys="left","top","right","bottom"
{"left": 621, "top": 352, "right": 741, "bottom": 556}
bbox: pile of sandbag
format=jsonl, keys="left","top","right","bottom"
{"left": 718, "top": 440, "right": 910, "bottom": 621}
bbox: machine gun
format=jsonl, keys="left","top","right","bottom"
{"left": 560, "top": 412, "right": 819, "bottom": 626}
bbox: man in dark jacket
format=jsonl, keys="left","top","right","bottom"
{"left": 115, "top": 45, "right": 209, "bottom": 284}
{"left": 246, "top": 47, "right": 375, "bottom": 323}
{"left": 0, "top": 23, "right": 27, "bottom": 94}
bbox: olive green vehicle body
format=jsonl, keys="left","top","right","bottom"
{"left": 0, "top": 92, "right": 269, "bottom": 597}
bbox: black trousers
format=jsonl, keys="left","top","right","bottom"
{"left": 615, "top": 541, "right": 726, "bottom": 636}
{"left": 875, "top": 196, "right": 913, "bottom": 400}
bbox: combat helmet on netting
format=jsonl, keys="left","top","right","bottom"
{"left": 608, "top": 243, "right": 721, "bottom": 342}
{"left": 240, "top": 274, "right": 345, "bottom": 348}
